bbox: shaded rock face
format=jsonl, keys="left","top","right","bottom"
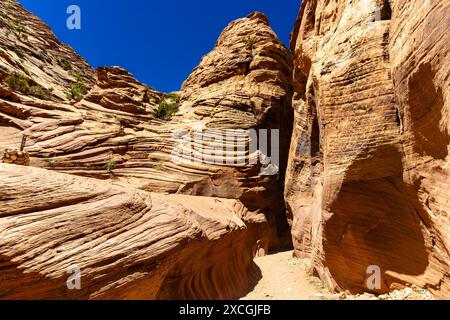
{"left": 287, "top": 0, "right": 450, "bottom": 298}
{"left": 0, "top": 1, "right": 292, "bottom": 299}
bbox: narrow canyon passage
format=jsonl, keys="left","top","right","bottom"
{"left": 0, "top": 0, "right": 448, "bottom": 300}
{"left": 240, "top": 251, "right": 327, "bottom": 300}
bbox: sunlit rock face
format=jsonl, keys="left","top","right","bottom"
{"left": 0, "top": 1, "right": 293, "bottom": 299}
{"left": 178, "top": 12, "right": 294, "bottom": 249}
{"left": 287, "top": 0, "right": 450, "bottom": 298}
{"left": 2, "top": 0, "right": 448, "bottom": 300}
{"left": 1, "top": 0, "right": 294, "bottom": 253}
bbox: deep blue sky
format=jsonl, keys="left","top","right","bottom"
{"left": 19, "top": 0, "right": 301, "bottom": 92}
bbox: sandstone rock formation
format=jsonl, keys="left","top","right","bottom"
{"left": 0, "top": 163, "right": 264, "bottom": 299}
{"left": 177, "top": 12, "right": 294, "bottom": 249}
{"left": 287, "top": 0, "right": 450, "bottom": 298}
{"left": 1, "top": 0, "right": 449, "bottom": 300}
{"left": 0, "top": 0, "right": 95, "bottom": 102}
{"left": 0, "top": 0, "right": 292, "bottom": 299}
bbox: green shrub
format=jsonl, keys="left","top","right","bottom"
{"left": 3, "top": 17, "right": 26, "bottom": 39}
{"left": 72, "top": 71, "right": 84, "bottom": 83}
{"left": 166, "top": 93, "right": 180, "bottom": 103}
{"left": 6, "top": 18, "right": 25, "bottom": 34}
{"left": 246, "top": 36, "right": 256, "bottom": 51}
{"left": 5, "top": 72, "right": 30, "bottom": 93}
{"left": 155, "top": 94, "right": 180, "bottom": 119}
{"left": 4, "top": 72, "right": 53, "bottom": 100}
{"left": 57, "top": 59, "right": 72, "bottom": 71}
{"left": 104, "top": 159, "right": 117, "bottom": 172}
{"left": 67, "top": 82, "right": 88, "bottom": 101}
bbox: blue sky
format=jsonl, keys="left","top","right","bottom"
{"left": 19, "top": 0, "right": 301, "bottom": 92}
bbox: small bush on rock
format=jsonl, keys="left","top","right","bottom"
{"left": 104, "top": 159, "right": 117, "bottom": 172}
{"left": 4, "top": 72, "right": 53, "bottom": 100}
{"left": 155, "top": 93, "right": 180, "bottom": 120}
{"left": 57, "top": 59, "right": 72, "bottom": 71}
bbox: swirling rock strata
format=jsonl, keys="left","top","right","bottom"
{"left": 0, "top": 0, "right": 294, "bottom": 300}
{"left": 287, "top": 0, "right": 450, "bottom": 298}
{"left": 0, "top": 3, "right": 293, "bottom": 251}
{"left": 0, "top": 163, "right": 265, "bottom": 299}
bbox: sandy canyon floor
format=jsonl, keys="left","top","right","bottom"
{"left": 240, "top": 251, "right": 435, "bottom": 300}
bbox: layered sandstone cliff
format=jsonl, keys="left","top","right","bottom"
{"left": 287, "top": 0, "right": 449, "bottom": 298}
{"left": 0, "top": 163, "right": 265, "bottom": 299}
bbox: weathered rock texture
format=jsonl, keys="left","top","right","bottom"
{"left": 177, "top": 12, "right": 294, "bottom": 249}
{"left": 0, "top": 0, "right": 293, "bottom": 252}
{"left": 0, "top": 163, "right": 264, "bottom": 299}
{"left": 2, "top": 0, "right": 448, "bottom": 300}
{"left": 2, "top": 147, "right": 29, "bottom": 165}
{"left": 0, "top": 0, "right": 95, "bottom": 101}
{"left": 287, "top": 0, "right": 450, "bottom": 298}
{"left": 0, "top": 0, "right": 292, "bottom": 299}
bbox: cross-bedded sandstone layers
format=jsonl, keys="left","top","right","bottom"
{"left": 0, "top": 0, "right": 296, "bottom": 299}
{"left": 178, "top": 12, "right": 294, "bottom": 250}
{"left": 287, "top": 0, "right": 450, "bottom": 298}
{"left": 2, "top": 147, "right": 29, "bottom": 165}
{"left": 0, "top": 6, "right": 294, "bottom": 252}
{"left": 0, "top": 163, "right": 265, "bottom": 299}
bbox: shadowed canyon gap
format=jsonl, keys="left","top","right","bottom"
{"left": 0, "top": 0, "right": 449, "bottom": 299}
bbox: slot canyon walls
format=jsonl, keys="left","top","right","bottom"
{"left": 287, "top": 0, "right": 450, "bottom": 298}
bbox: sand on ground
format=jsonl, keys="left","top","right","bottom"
{"left": 240, "top": 251, "right": 327, "bottom": 300}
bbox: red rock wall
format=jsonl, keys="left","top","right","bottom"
{"left": 287, "top": 0, "right": 450, "bottom": 298}
{"left": 0, "top": 1, "right": 293, "bottom": 299}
